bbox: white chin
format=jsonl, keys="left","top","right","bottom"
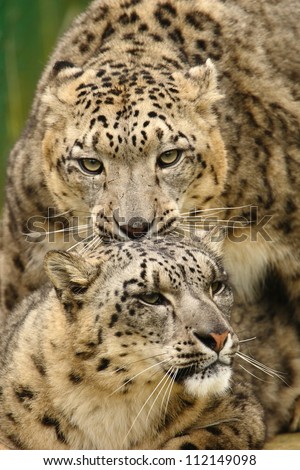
{"left": 184, "top": 366, "right": 232, "bottom": 398}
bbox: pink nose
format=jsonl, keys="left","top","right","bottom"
{"left": 209, "top": 331, "right": 229, "bottom": 353}
{"left": 194, "top": 330, "right": 229, "bottom": 353}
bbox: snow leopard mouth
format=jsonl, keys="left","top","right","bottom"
{"left": 95, "top": 214, "right": 179, "bottom": 241}
{"left": 168, "top": 361, "right": 231, "bottom": 383}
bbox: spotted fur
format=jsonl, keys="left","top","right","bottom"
{"left": 1, "top": 0, "right": 300, "bottom": 319}
{"left": 0, "top": 235, "right": 266, "bottom": 450}
{"left": 1, "top": 0, "right": 300, "bottom": 446}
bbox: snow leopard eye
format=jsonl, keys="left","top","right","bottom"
{"left": 138, "top": 292, "right": 168, "bottom": 305}
{"left": 79, "top": 158, "right": 103, "bottom": 175}
{"left": 157, "top": 149, "right": 183, "bottom": 168}
{"left": 209, "top": 281, "right": 226, "bottom": 297}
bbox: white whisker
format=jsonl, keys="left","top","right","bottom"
{"left": 237, "top": 352, "right": 287, "bottom": 384}
{"left": 146, "top": 369, "right": 172, "bottom": 423}
{"left": 78, "top": 235, "right": 99, "bottom": 254}
{"left": 176, "top": 223, "right": 247, "bottom": 232}
{"left": 109, "top": 358, "right": 169, "bottom": 397}
{"left": 71, "top": 234, "right": 98, "bottom": 253}
{"left": 239, "top": 337, "right": 257, "bottom": 344}
{"left": 39, "top": 224, "right": 91, "bottom": 236}
{"left": 122, "top": 369, "right": 172, "bottom": 445}
{"left": 179, "top": 209, "right": 225, "bottom": 218}
{"left": 88, "top": 237, "right": 104, "bottom": 253}
{"left": 114, "top": 353, "right": 167, "bottom": 374}
{"left": 238, "top": 364, "right": 269, "bottom": 382}
{"left": 22, "top": 226, "right": 91, "bottom": 238}
{"left": 179, "top": 218, "right": 250, "bottom": 225}
{"left": 159, "top": 370, "right": 174, "bottom": 415}
{"left": 66, "top": 233, "right": 95, "bottom": 252}
{"left": 193, "top": 417, "right": 241, "bottom": 430}
{"left": 179, "top": 204, "right": 253, "bottom": 217}
{"left": 178, "top": 219, "right": 251, "bottom": 227}
{"left": 162, "top": 368, "right": 177, "bottom": 421}
{"left": 237, "top": 352, "right": 285, "bottom": 375}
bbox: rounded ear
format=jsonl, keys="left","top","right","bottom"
{"left": 41, "top": 62, "right": 98, "bottom": 114}
{"left": 41, "top": 63, "right": 99, "bottom": 130}
{"left": 44, "top": 251, "right": 98, "bottom": 294}
{"left": 51, "top": 61, "right": 83, "bottom": 79}
{"left": 172, "top": 59, "right": 223, "bottom": 111}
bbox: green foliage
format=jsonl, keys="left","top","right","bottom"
{"left": 0, "top": 0, "right": 89, "bottom": 208}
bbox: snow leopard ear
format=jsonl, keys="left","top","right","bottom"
{"left": 42, "top": 61, "right": 97, "bottom": 109}
{"left": 44, "top": 251, "right": 98, "bottom": 297}
{"left": 51, "top": 61, "right": 84, "bottom": 79}
{"left": 172, "top": 59, "right": 223, "bottom": 111}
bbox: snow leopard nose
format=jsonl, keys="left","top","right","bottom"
{"left": 193, "top": 330, "right": 229, "bottom": 353}
{"left": 119, "top": 217, "right": 150, "bottom": 239}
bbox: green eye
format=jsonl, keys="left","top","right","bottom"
{"left": 138, "top": 292, "right": 167, "bottom": 305}
{"left": 79, "top": 158, "right": 103, "bottom": 175}
{"left": 157, "top": 149, "right": 182, "bottom": 168}
{"left": 209, "top": 281, "right": 226, "bottom": 297}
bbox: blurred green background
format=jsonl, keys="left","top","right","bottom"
{"left": 0, "top": 0, "right": 89, "bottom": 211}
